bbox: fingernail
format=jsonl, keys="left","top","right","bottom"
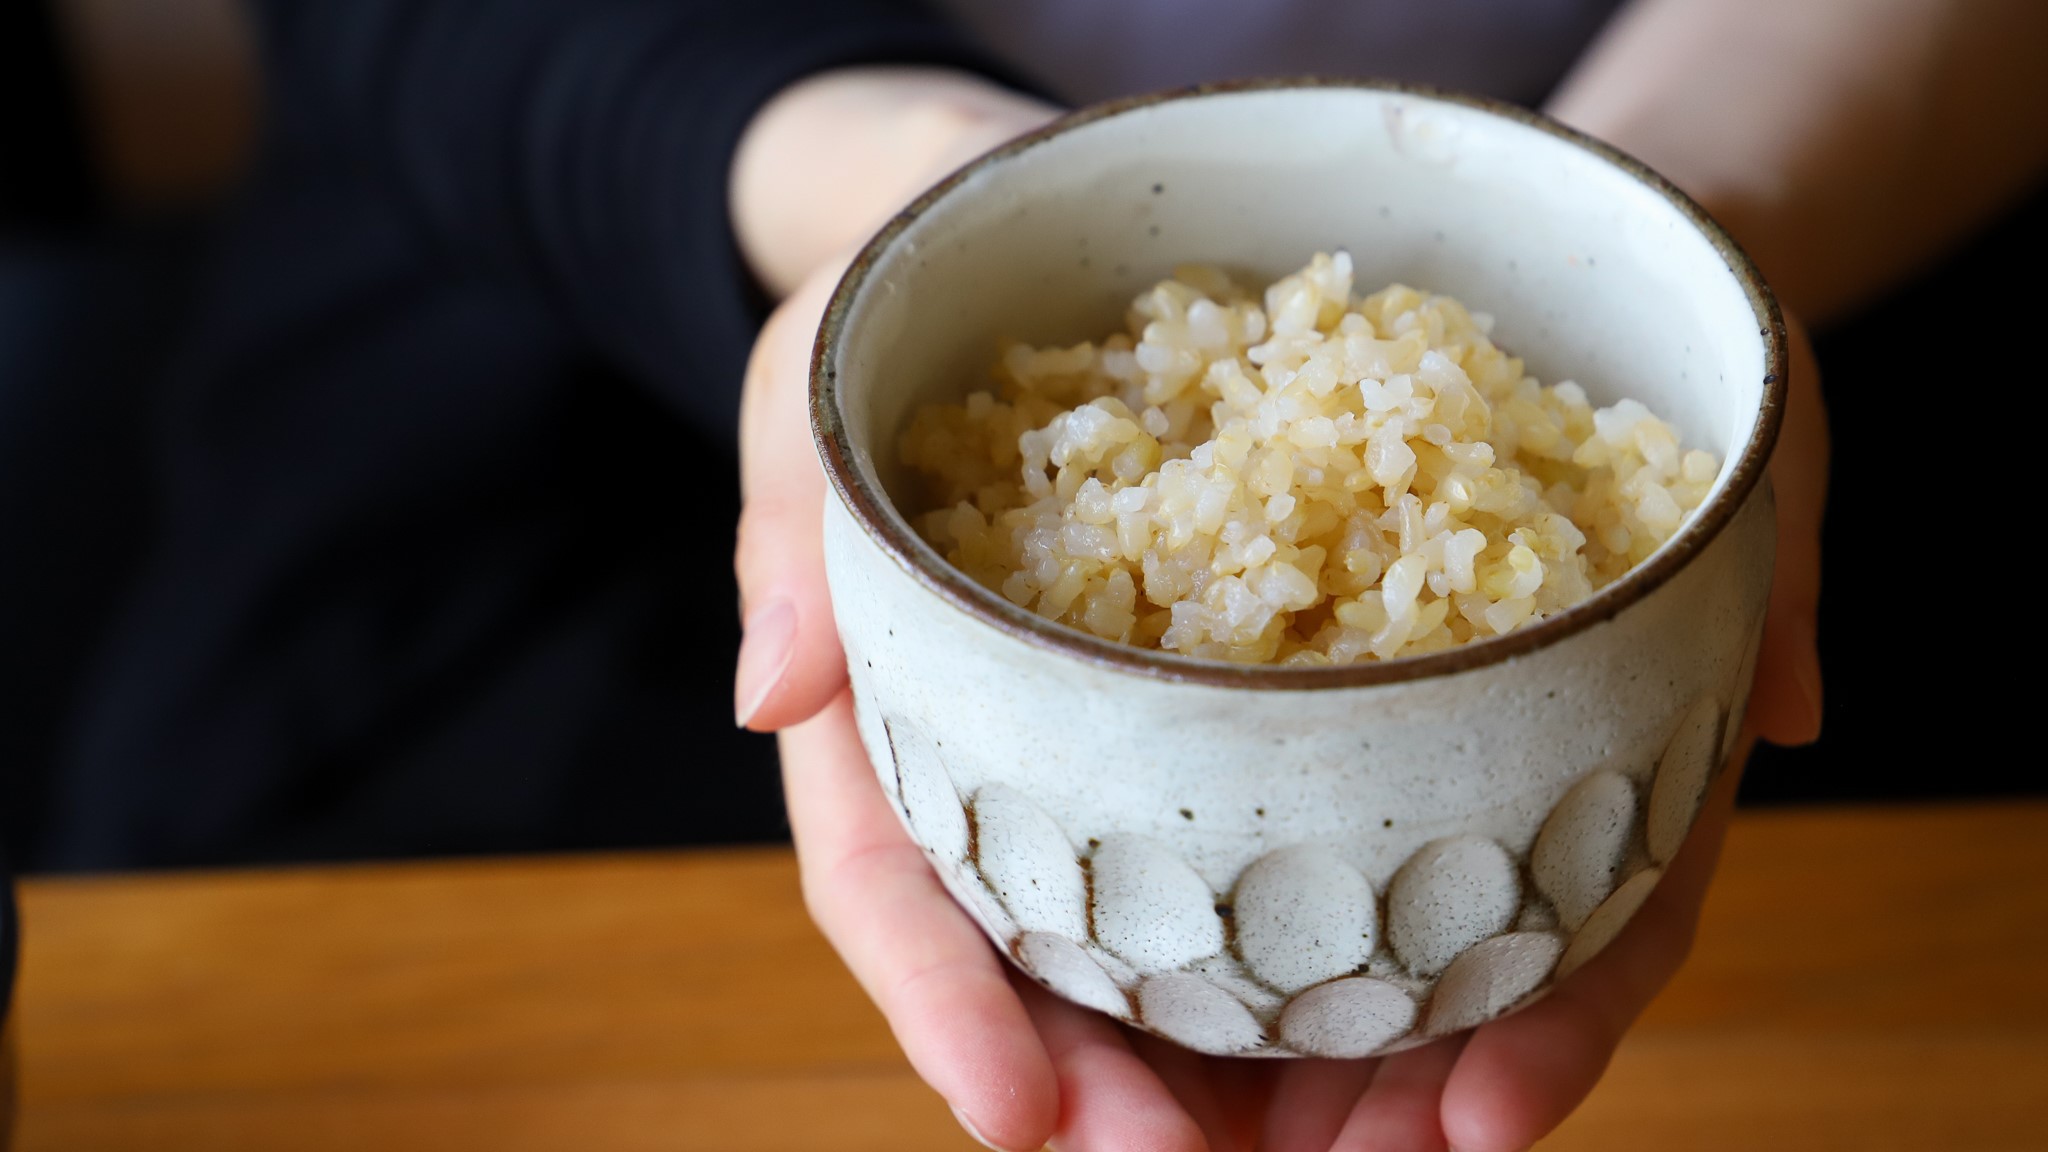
{"left": 950, "top": 1104, "right": 1012, "bottom": 1151}
{"left": 734, "top": 598, "right": 796, "bottom": 728}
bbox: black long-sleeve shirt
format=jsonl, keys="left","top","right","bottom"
{"left": 255, "top": 0, "right": 1012, "bottom": 438}
{"left": 16, "top": 0, "right": 1014, "bottom": 882}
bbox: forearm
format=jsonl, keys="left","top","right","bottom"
{"left": 732, "top": 68, "right": 1058, "bottom": 297}
{"left": 1548, "top": 0, "right": 2048, "bottom": 324}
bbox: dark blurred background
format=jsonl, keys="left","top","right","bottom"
{"left": 1, "top": 0, "right": 785, "bottom": 874}
{"left": 1, "top": 0, "right": 2039, "bottom": 876}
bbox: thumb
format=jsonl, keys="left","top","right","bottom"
{"left": 1749, "top": 311, "right": 1827, "bottom": 746}
{"left": 734, "top": 262, "right": 851, "bottom": 731}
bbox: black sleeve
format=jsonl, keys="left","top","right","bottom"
{"left": 252, "top": 0, "right": 1020, "bottom": 435}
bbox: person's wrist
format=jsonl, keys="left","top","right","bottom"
{"left": 732, "top": 67, "right": 1057, "bottom": 297}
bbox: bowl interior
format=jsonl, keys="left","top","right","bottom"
{"left": 822, "top": 82, "right": 1777, "bottom": 668}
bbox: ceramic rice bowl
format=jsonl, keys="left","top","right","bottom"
{"left": 812, "top": 80, "right": 1784, "bottom": 1057}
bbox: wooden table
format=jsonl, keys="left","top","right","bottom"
{"left": 8, "top": 802, "right": 2046, "bottom": 1151}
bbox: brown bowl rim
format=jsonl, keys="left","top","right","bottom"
{"left": 811, "top": 76, "right": 1786, "bottom": 691}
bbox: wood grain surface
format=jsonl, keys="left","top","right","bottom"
{"left": 8, "top": 802, "right": 2046, "bottom": 1151}
{"left": 2, "top": 1021, "right": 15, "bottom": 1149}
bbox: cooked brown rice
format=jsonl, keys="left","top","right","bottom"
{"left": 899, "top": 253, "right": 1718, "bottom": 665}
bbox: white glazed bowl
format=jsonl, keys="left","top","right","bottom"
{"left": 812, "top": 80, "right": 1784, "bottom": 1057}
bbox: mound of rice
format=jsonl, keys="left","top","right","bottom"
{"left": 898, "top": 253, "right": 1718, "bottom": 665}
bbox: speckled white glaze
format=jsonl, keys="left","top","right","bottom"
{"left": 1281, "top": 977, "right": 1417, "bottom": 1057}
{"left": 1533, "top": 771, "right": 1639, "bottom": 931}
{"left": 1233, "top": 845, "right": 1379, "bottom": 994}
{"left": 815, "top": 82, "right": 1782, "bottom": 1056}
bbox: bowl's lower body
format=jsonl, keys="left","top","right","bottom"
{"left": 865, "top": 677, "right": 1746, "bottom": 1058}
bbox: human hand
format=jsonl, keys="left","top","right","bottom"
{"left": 732, "top": 73, "right": 1827, "bottom": 1149}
